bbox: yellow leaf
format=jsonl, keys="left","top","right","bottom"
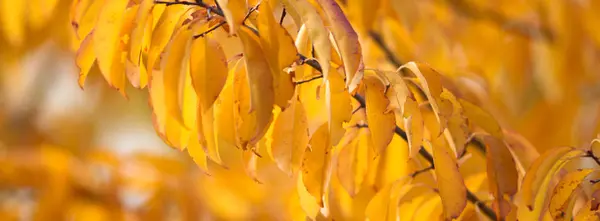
{"left": 295, "top": 25, "right": 328, "bottom": 136}
{"left": 76, "top": 32, "right": 96, "bottom": 89}
{"left": 315, "top": 0, "right": 364, "bottom": 93}
{"left": 237, "top": 25, "right": 275, "bottom": 147}
{"left": 271, "top": 94, "right": 310, "bottom": 175}
{"left": 364, "top": 74, "right": 395, "bottom": 154}
{"left": 109, "top": 4, "right": 140, "bottom": 98}
{"left": 73, "top": 0, "right": 105, "bottom": 42}
{"left": 483, "top": 135, "right": 519, "bottom": 220}
{"left": 94, "top": 0, "right": 129, "bottom": 87}
{"left": 440, "top": 90, "right": 469, "bottom": 157}
{"left": 0, "top": 0, "right": 25, "bottom": 46}
{"left": 191, "top": 37, "right": 229, "bottom": 111}
{"left": 128, "top": 0, "right": 155, "bottom": 81}
{"left": 428, "top": 136, "right": 467, "bottom": 220}
{"left": 216, "top": 0, "right": 246, "bottom": 35}
{"left": 301, "top": 123, "right": 331, "bottom": 207}
{"left": 399, "top": 62, "right": 444, "bottom": 123}
{"left": 458, "top": 98, "right": 504, "bottom": 139}
{"left": 327, "top": 68, "right": 353, "bottom": 146}
{"left": 214, "top": 57, "right": 243, "bottom": 151}
{"left": 549, "top": 169, "right": 596, "bottom": 221}
{"left": 147, "top": 4, "right": 191, "bottom": 72}
{"left": 337, "top": 128, "right": 372, "bottom": 196}
{"left": 518, "top": 147, "right": 586, "bottom": 220}
{"left": 163, "top": 24, "right": 194, "bottom": 128}
{"left": 281, "top": 0, "right": 331, "bottom": 88}
{"left": 257, "top": 0, "right": 297, "bottom": 108}
{"left": 186, "top": 132, "right": 210, "bottom": 174}
{"left": 297, "top": 172, "right": 321, "bottom": 219}
{"left": 365, "top": 179, "right": 413, "bottom": 221}
{"left": 403, "top": 97, "right": 423, "bottom": 159}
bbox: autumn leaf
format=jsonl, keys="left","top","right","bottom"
{"left": 518, "top": 147, "right": 586, "bottom": 220}
{"left": 237, "top": 25, "right": 275, "bottom": 147}
{"left": 281, "top": 0, "right": 331, "bottom": 88}
{"left": 76, "top": 32, "right": 95, "bottom": 89}
{"left": 428, "top": 136, "right": 467, "bottom": 220}
{"left": 482, "top": 135, "right": 518, "bottom": 220}
{"left": 271, "top": 94, "right": 310, "bottom": 176}
{"left": 93, "top": 0, "right": 129, "bottom": 92}
{"left": 315, "top": 0, "right": 364, "bottom": 93}
{"left": 301, "top": 123, "right": 331, "bottom": 207}
{"left": 403, "top": 97, "right": 423, "bottom": 159}
{"left": 326, "top": 68, "right": 352, "bottom": 146}
{"left": 337, "top": 127, "right": 372, "bottom": 196}
{"left": 549, "top": 169, "right": 596, "bottom": 221}
{"left": 256, "top": 0, "right": 297, "bottom": 109}
{"left": 363, "top": 74, "right": 395, "bottom": 154}
{"left": 216, "top": 0, "right": 246, "bottom": 35}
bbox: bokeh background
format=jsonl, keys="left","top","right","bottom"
{"left": 1, "top": 0, "right": 600, "bottom": 220}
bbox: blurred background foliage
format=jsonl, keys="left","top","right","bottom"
{"left": 1, "top": 0, "right": 600, "bottom": 220}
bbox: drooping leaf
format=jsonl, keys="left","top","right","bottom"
{"left": 459, "top": 98, "right": 504, "bottom": 139}
{"left": 315, "top": 0, "right": 364, "bottom": 93}
{"left": 482, "top": 135, "right": 519, "bottom": 220}
{"left": 163, "top": 24, "right": 194, "bottom": 128}
{"left": 403, "top": 97, "right": 423, "bottom": 159}
{"left": 364, "top": 74, "right": 395, "bottom": 154}
{"left": 93, "top": 0, "right": 129, "bottom": 92}
{"left": 76, "top": 32, "right": 96, "bottom": 89}
{"left": 326, "top": 68, "right": 353, "bottom": 146}
{"left": 281, "top": 0, "right": 331, "bottom": 88}
{"left": 271, "top": 94, "right": 310, "bottom": 176}
{"left": 549, "top": 169, "right": 596, "bottom": 221}
{"left": 216, "top": 0, "right": 246, "bottom": 35}
{"left": 301, "top": 123, "right": 331, "bottom": 207}
{"left": 128, "top": 0, "right": 154, "bottom": 88}
{"left": 256, "top": 0, "right": 297, "bottom": 109}
{"left": 428, "top": 136, "right": 467, "bottom": 220}
{"left": 147, "top": 4, "right": 191, "bottom": 72}
{"left": 190, "top": 37, "right": 229, "bottom": 112}
{"left": 237, "top": 25, "right": 276, "bottom": 147}
{"left": 337, "top": 127, "right": 372, "bottom": 196}
{"left": 518, "top": 147, "right": 586, "bottom": 220}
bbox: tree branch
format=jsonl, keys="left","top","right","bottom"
{"left": 155, "top": 0, "right": 225, "bottom": 17}
{"left": 299, "top": 55, "right": 497, "bottom": 221}
{"left": 368, "top": 31, "right": 402, "bottom": 68}
{"left": 445, "top": 0, "right": 554, "bottom": 42}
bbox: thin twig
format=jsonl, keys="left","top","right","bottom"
{"left": 243, "top": 3, "right": 261, "bottom": 23}
{"left": 193, "top": 21, "right": 227, "bottom": 39}
{"left": 279, "top": 8, "right": 287, "bottom": 25}
{"left": 155, "top": 0, "right": 225, "bottom": 17}
{"left": 294, "top": 75, "right": 324, "bottom": 84}
{"left": 410, "top": 166, "right": 434, "bottom": 178}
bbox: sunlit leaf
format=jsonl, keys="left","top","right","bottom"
{"left": 237, "top": 25, "right": 275, "bottom": 147}
{"left": 316, "top": 0, "right": 364, "bottom": 93}
{"left": 549, "top": 169, "right": 596, "bottom": 221}
{"left": 364, "top": 74, "right": 395, "bottom": 154}
{"left": 428, "top": 136, "right": 467, "bottom": 219}
{"left": 271, "top": 94, "right": 310, "bottom": 175}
